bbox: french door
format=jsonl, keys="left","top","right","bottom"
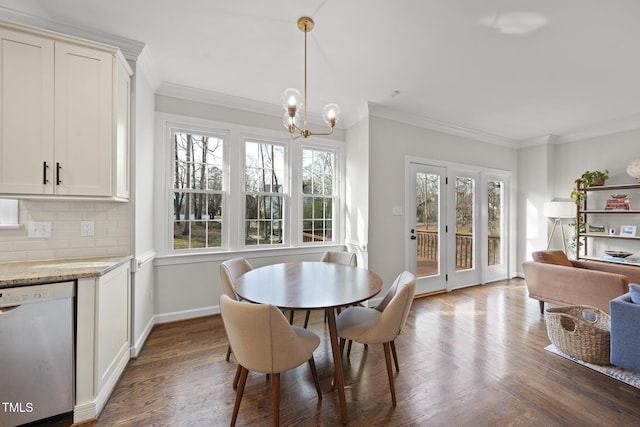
{"left": 406, "top": 161, "right": 509, "bottom": 295}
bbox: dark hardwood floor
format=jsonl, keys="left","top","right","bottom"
{"left": 42, "top": 278, "right": 640, "bottom": 426}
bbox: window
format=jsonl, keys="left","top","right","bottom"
{"left": 302, "top": 149, "right": 335, "bottom": 243}
{"left": 244, "top": 140, "right": 285, "bottom": 246}
{"left": 160, "top": 114, "right": 342, "bottom": 255}
{"left": 172, "top": 131, "right": 224, "bottom": 250}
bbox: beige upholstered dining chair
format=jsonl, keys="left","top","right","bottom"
{"left": 320, "top": 250, "right": 357, "bottom": 266}
{"left": 302, "top": 250, "right": 358, "bottom": 328}
{"left": 335, "top": 271, "right": 416, "bottom": 405}
{"left": 220, "top": 258, "right": 253, "bottom": 362}
{"left": 220, "top": 295, "right": 322, "bottom": 427}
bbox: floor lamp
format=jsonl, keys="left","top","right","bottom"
{"left": 544, "top": 201, "right": 576, "bottom": 253}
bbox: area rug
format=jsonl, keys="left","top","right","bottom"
{"left": 545, "top": 344, "right": 640, "bottom": 390}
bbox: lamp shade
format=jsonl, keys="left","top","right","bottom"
{"left": 543, "top": 201, "right": 575, "bottom": 219}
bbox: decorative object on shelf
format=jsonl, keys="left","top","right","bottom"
{"left": 281, "top": 17, "right": 341, "bottom": 139}
{"left": 627, "top": 159, "right": 640, "bottom": 182}
{"left": 605, "top": 194, "right": 631, "bottom": 210}
{"left": 543, "top": 201, "right": 575, "bottom": 252}
{"left": 587, "top": 224, "right": 606, "bottom": 233}
{"left": 604, "top": 250, "right": 633, "bottom": 258}
{"left": 620, "top": 225, "right": 637, "bottom": 236}
{"left": 570, "top": 169, "right": 609, "bottom": 206}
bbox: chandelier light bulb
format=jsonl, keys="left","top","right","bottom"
{"left": 282, "top": 111, "right": 301, "bottom": 131}
{"left": 322, "top": 103, "right": 341, "bottom": 127}
{"left": 281, "top": 88, "right": 303, "bottom": 112}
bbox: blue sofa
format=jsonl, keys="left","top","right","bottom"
{"left": 610, "top": 292, "right": 640, "bottom": 373}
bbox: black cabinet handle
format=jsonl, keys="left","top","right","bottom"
{"left": 43, "top": 161, "right": 49, "bottom": 184}
{"left": 410, "top": 235, "right": 417, "bottom": 240}
{"left": 56, "top": 162, "right": 61, "bottom": 185}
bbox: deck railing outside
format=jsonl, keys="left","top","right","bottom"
{"left": 416, "top": 229, "right": 501, "bottom": 276}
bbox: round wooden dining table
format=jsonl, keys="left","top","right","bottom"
{"left": 233, "top": 261, "right": 383, "bottom": 425}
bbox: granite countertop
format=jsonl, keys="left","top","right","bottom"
{"left": 0, "top": 256, "right": 133, "bottom": 288}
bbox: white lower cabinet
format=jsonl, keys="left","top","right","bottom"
{"left": 75, "top": 261, "right": 131, "bottom": 423}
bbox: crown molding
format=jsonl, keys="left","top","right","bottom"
{"left": 0, "top": 6, "right": 145, "bottom": 60}
{"left": 367, "top": 103, "right": 516, "bottom": 147}
{"left": 134, "top": 46, "right": 162, "bottom": 92}
{"left": 554, "top": 112, "right": 640, "bottom": 144}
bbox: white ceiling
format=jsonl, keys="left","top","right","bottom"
{"left": 2, "top": 0, "right": 640, "bottom": 146}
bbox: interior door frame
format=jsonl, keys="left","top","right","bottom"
{"left": 404, "top": 156, "right": 513, "bottom": 292}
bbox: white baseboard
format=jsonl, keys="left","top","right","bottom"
{"left": 130, "top": 316, "right": 154, "bottom": 358}
{"left": 73, "top": 401, "right": 97, "bottom": 424}
{"left": 74, "top": 342, "right": 129, "bottom": 424}
{"left": 154, "top": 305, "right": 219, "bottom": 324}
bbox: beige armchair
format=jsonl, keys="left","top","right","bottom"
{"left": 220, "top": 295, "right": 322, "bottom": 427}
{"left": 220, "top": 258, "right": 253, "bottom": 361}
{"left": 336, "top": 271, "right": 416, "bottom": 405}
{"left": 522, "top": 250, "right": 637, "bottom": 314}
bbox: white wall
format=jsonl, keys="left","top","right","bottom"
{"left": 345, "top": 114, "right": 370, "bottom": 267}
{"left": 367, "top": 116, "right": 518, "bottom": 290}
{"left": 129, "top": 59, "right": 157, "bottom": 356}
{"left": 517, "top": 143, "right": 550, "bottom": 272}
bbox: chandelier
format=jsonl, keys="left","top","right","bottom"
{"left": 282, "top": 17, "right": 340, "bottom": 139}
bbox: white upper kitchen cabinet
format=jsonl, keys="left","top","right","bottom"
{"left": 0, "top": 21, "right": 132, "bottom": 200}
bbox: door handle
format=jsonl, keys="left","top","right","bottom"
{"left": 410, "top": 235, "right": 417, "bottom": 240}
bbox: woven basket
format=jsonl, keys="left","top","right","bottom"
{"left": 545, "top": 305, "right": 611, "bottom": 365}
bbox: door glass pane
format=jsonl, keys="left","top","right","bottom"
{"left": 416, "top": 173, "right": 439, "bottom": 278}
{"left": 455, "top": 177, "right": 474, "bottom": 271}
{"left": 488, "top": 180, "right": 503, "bottom": 266}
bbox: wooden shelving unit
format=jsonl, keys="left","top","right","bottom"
{"left": 576, "top": 181, "right": 640, "bottom": 263}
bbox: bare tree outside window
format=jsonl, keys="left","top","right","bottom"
{"left": 244, "top": 141, "right": 285, "bottom": 246}
{"left": 455, "top": 176, "right": 475, "bottom": 270}
{"left": 302, "top": 149, "right": 335, "bottom": 243}
{"left": 173, "top": 132, "right": 224, "bottom": 250}
{"left": 488, "top": 180, "right": 503, "bottom": 265}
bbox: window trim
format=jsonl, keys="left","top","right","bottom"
{"left": 155, "top": 112, "right": 344, "bottom": 258}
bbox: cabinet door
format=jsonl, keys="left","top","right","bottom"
{"left": 0, "top": 29, "right": 54, "bottom": 194}
{"left": 54, "top": 42, "right": 113, "bottom": 196}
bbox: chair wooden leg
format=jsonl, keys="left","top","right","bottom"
{"left": 231, "top": 366, "right": 248, "bottom": 427}
{"left": 272, "top": 373, "right": 280, "bottom": 427}
{"left": 383, "top": 342, "right": 397, "bottom": 406}
{"left": 308, "top": 357, "right": 322, "bottom": 400}
{"left": 233, "top": 364, "right": 241, "bottom": 389}
{"left": 226, "top": 344, "right": 232, "bottom": 362}
{"left": 303, "top": 310, "right": 311, "bottom": 328}
{"left": 539, "top": 300, "right": 545, "bottom": 314}
{"left": 390, "top": 340, "right": 399, "bottom": 372}
{"left": 289, "top": 310, "right": 295, "bottom": 324}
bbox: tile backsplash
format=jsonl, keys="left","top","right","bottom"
{"left": 0, "top": 199, "right": 130, "bottom": 263}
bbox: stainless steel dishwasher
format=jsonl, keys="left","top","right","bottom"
{"left": 0, "top": 281, "right": 75, "bottom": 427}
